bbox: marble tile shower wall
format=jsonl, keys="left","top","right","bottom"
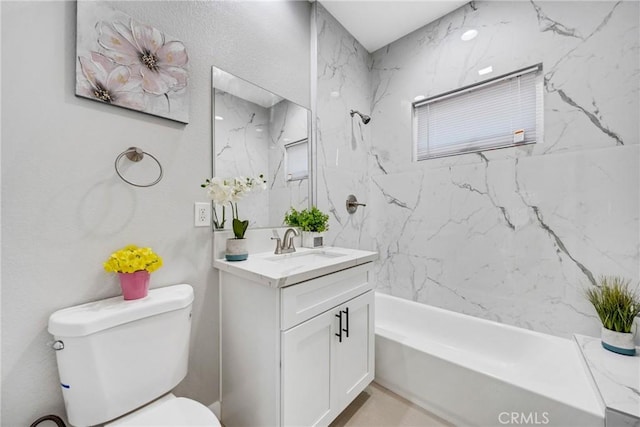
{"left": 316, "top": 4, "right": 374, "bottom": 250}
{"left": 369, "top": 0, "right": 639, "bottom": 338}
{"left": 318, "top": 1, "right": 639, "bottom": 339}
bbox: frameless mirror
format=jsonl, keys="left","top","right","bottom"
{"left": 211, "top": 66, "right": 310, "bottom": 230}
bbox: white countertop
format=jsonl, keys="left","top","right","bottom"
{"left": 574, "top": 334, "right": 640, "bottom": 420}
{"left": 214, "top": 246, "right": 378, "bottom": 288}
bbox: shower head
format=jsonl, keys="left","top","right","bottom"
{"left": 350, "top": 110, "right": 371, "bottom": 125}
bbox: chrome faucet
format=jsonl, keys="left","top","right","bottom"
{"left": 271, "top": 228, "right": 299, "bottom": 254}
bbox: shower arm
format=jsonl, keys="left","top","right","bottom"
{"left": 349, "top": 110, "right": 371, "bottom": 124}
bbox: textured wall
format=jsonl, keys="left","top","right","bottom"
{"left": 1, "top": 1, "right": 310, "bottom": 425}
{"left": 367, "top": 1, "right": 639, "bottom": 339}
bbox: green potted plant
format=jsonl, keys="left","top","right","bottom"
{"left": 586, "top": 276, "right": 639, "bottom": 356}
{"left": 284, "top": 206, "right": 329, "bottom": 248}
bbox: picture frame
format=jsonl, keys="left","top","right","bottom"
{"left": 75, "top": 2, "right": 190, "bottom": 123}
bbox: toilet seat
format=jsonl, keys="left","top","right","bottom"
{"left": 105, "top": 394, "right": 221, "bottom": 426}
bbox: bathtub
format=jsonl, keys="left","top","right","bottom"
{"left": 374, "top": 292, "right": 605, "bottom": 427}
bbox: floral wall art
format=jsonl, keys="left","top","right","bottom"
{"left": 76, "top": 2, "right": 189, "bottom": 123}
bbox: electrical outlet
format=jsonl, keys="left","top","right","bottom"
{"left": 194, "top": 202, "right": 211, "bottom": 227}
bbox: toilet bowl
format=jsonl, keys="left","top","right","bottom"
{"left": 48, "top": 284, "right": 221, "bottom": 427}
{"left": 106, "top": 394, "right": 220, "bottom": 426}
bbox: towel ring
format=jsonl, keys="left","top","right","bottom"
{"left": 114, "top": 147, "right": 163, "bottom": 188}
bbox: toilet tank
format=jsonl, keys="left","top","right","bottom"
{"left": 48, "top": 284, "right": 194, "bottom": 427}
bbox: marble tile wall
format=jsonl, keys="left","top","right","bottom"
{"left": 317, "top": 1, "right": 639, "bottom": 340}
{"left": 316, "top": 4, "right": 375, "bottom": 250}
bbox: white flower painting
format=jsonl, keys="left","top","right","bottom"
{"left": 76, "top": 2, "right": 189, "bottom": 123}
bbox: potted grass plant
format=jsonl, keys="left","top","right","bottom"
{"left": 586, "top": 276, "right": 640, "bottom": 356}
{"left": 284, "top": 206, "right": 329, "bottom": 248}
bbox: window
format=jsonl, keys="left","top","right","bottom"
{"left": 284, "top": 139, "right": 308, "bottom": 181}
{"left": 413, "top": 64, "right": 543, "bottom": 160}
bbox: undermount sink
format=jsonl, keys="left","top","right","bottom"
{"left": 264, "top": 250, "right": 347, "bottom": 265}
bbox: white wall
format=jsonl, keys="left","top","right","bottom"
{"left": 0, "top": 1, "right": 310, "bottom": 425}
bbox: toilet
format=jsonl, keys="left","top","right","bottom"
{"left": 48, "top": 284, "right": 220, "bottom": 426}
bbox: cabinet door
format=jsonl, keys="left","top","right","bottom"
{"left": 281, "top": 308, "right": 334, "bottom": 427}
{"left": 332, "top": 290, "right": 375, "bottom": 415}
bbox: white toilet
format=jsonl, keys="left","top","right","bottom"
{"left": 48, "top": 284, "right": 220, "bottom": 426}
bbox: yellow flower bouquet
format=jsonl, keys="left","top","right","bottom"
{"left": 104, "top": 244, "right": 163, "bottom": 274}
{"left": 104, "top": 245, "right": 163, "bottom": 300}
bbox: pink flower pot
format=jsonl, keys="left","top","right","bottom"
{"left": 118, "top": 270, "right": 150, "bottom": 300}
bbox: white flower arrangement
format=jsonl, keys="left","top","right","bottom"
{"left": 201, "top": 175, "right": 267, "bottom": 237}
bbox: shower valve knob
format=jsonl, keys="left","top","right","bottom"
{"left": 346, "top": 194, "right": 366, "bottom": 214}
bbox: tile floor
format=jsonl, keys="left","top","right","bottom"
{"left": 329, "top": 382, "right": 453, "bottom": 427}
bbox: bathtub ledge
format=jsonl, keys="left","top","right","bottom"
{"left": 574, "top": 334, "right": 640, "bottom": 422}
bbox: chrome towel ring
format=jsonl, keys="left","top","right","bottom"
{"left": 114, "top": 147, "right": 163, "bottom": 188}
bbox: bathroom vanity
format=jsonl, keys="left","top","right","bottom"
{"left": 215, "top": 246, "right": 378, "bottom": 427}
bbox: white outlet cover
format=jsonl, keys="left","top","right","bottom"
{"left": 194, "top": 202, "right": 211, "bottom": 227}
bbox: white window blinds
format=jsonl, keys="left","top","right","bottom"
{"left": 414, "top": 65, "right": 543, "bottom": 160}
{"left": 285, "top": 139, "right": 308, "bottom": 181}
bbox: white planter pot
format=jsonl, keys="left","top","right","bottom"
{"left": 601, "top": 326, "right": 636, "bottom": 356}
{"left": 302, "top": 232, "right": 324, "bottom": 248}
{"left": 226, "top": 238, "right": 248, "bottom": 261}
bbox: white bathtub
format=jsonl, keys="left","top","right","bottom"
{"left": 375, "top": 292, "right": 605, "bottom": 427}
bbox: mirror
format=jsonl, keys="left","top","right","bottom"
{"left": 211, "top": 66, "right": 310, "bottom": 230}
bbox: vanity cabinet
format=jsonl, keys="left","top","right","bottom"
{"left": 220, "top": 262, "right": 374, "bottom": 427}
{"left": 282, "top": 290, "right": 373, "bottom": 426}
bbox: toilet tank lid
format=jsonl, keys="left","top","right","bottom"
{"left": 48, "top": 284, "right": 194, "bottom": 338}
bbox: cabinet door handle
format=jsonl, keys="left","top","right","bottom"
{"left": 335, "top": 312, "right": 343, "bottom": 343}
{"left": 342, "top": 307, "right": 349, "bottom": 338}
